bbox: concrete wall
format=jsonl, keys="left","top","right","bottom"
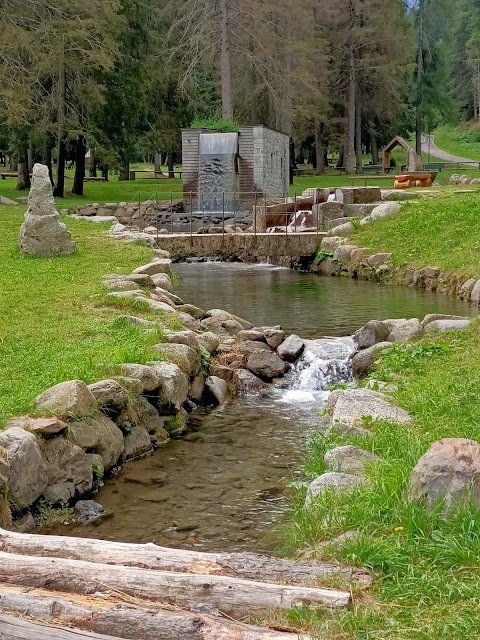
{"left": 156, "top": 232, "right": 325, "bottom": 261}
{"left": 252, "top": 127, "right": 289, "bottom": 198}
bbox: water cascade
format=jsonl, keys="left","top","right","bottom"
{"left": 198, "top": 132, "right": 238, "bottom": 214}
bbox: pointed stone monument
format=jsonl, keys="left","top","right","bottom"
{"left": 19, "top": 163, "right": 76, "bottom": 256}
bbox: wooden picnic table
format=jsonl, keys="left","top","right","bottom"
{"left": 129, "top": 169, "right": 183, "bottom": 180}
{"left": 84, "top": 176, "right": 107, "bottom": 182}
{"left": 350, "top": 175, "right": 394, "bottom": 187}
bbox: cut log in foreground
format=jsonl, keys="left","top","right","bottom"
{"left": 0, "top": 615, "right": 119, "bottom": 640}
{"left": 0, "top": 551, "right": 350, "bottom": 614}
{"left": 0, "top": 585, "right": 304, "bottom": 640}
{"left": 0, "top": 528, "right": 365, "bottom": 583}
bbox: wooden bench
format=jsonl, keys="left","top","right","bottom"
{"left": 84, "top": 176, "right": 107, "bottom": 182}
{"left": 1, "top": 172, "right": 18, "bottom": 179}
{"left": 350, "top": 175, "right": 394, "bottom": 186}
{"left": 129, "top": 169, "right": 182, "bottom": 180}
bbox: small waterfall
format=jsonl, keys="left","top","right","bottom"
{"left": 198, "top": 133, "right": 238, "bottom": 214}
{"left": 279, "top": 337, "right": 355, "bottom": 403}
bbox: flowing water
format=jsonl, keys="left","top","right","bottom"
{"left": 56, "top": 264, "right": 476, "bottom": 551}
{"left": 197, "top": 132, "right": 238, "bottom": 213}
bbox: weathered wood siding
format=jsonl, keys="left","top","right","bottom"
{"left": 181, "top": 129, "right": 208, "bottom": 195}
{"left": 238, "top": 126, "right": 256, "bottom": 196}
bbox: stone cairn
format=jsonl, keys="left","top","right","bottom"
{"left": 19, "top": 163, "right": 75, "bottom": 257}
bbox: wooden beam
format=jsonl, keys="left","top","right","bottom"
{"left": 0, "top": 551, "right": 350, "bottom": 614}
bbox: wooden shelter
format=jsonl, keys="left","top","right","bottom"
{"left": 383, "top": 136, "right": 423, "bottom": 172}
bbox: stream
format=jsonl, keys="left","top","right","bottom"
{"left": 55, "top": 264, "right": 476, "bottom": 552}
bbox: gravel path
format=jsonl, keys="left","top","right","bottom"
{"left": 421, "top": 134, "right": 478, "bottom": 164}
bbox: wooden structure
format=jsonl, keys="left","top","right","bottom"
{"left": 383, "top": 136, "right": 423, "bottom": 173}
{"left": 0, "top": 528, "right": 364, "bottom": 639}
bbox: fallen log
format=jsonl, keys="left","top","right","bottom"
{"left": 0, "top": 614, "right": 121, "bottom": 640}
{"left": 0, "top": 551, "right": 350, "bottom": 614}
{"left": 0, "top": 585, "right": 304, "bottom": 640}
{"left": 0, "top": 528, "right": 363, "bottom": 584}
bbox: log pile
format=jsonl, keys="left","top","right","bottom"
{"left": 0, "top": 528, "right": 363, "bottom": 639}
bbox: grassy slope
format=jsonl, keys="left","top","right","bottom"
{"left": 347, "top": 190, "right": 480, "bottom": 279}
{"left": 0, "top": 206, "right": 176, "bottom": 422}
{"left": 282, "top": 324, "right": 480, "bottom": 639}
{"left": 433, "top": 124, "right": 480, "bottom": 162}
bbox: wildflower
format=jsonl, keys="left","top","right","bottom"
{"left": 394, "top": 525, "right": 405, "bottom": 532}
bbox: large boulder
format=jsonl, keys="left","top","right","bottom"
{"left": 238, "top": 340, "right": 271, "bottom": 357}
{"left": 247, "top": 351, "right": 287, "bottom": 380}
{"left": 324, "top": 446, "right": 380, "bottom": 476}
{"left": 201, "top": 316, "right": 245, "bottom": 336}
{"left": 150, "top": 273, "right": 173, "bottom": 292}
{"left": 354, "top": 320, "right": 390, "bottom": 349}
{"left": 42, "top": 437, "right": 93, "bottom": 504}
{"left": 204, "top": 376, "right": 229, "bottom": 404}
{"left": 421, "top": 313, "right": 469, "bottom": 328}
{"left": 237, "top": 329, "right": 265, "bottom": 342}
{"left": 409, "top": 438, "right": 480, "bottom": 514}
{"left": 153, "top": 343, "right": 201, "bottom": 376}
{"left": 132, "top": 396, "right": 167, "bottom": 434}
{"left": 277, "top": 335, "right": 305, "bottom": 361}
{"left": 424, "top": 319, "right": 471, "bottom": 333}
{"left": 165, "top": 330, "right": 202, "bottom": 354}
{"left": 351, "top": 341, "right": 391, "bottom": 376}
{"left": 88, "top": 380, "right": 129, "bottom": 411}
{"left": 94, "top": 415, "right": 125, "bottom": 470}
{"left": 19, "top": 164, "right": 75, "bottom": 257}
{"left": 203, "top": 309, "right": 253, "bottom": 330}
{"left": 235, "top": 369, "right": 267, "bottom": 395}
{"left": 175, "top": 304, "right": 205, "bottom": 320}
{"left": 0, "top": 428, "right": 48, "bottom": 509}
{"left": 0, "top": 447, "right": 9, "bottom": 492}
{"left": 305, "top": 472, "right": 364, "bottom": 507}
{"left": 386, "top": 318, "right": 423, "bottom": 342}
{"left": 149, "top": 362, "right": 189, "bottom": 412}
{"left": 370, "top": 202, "right": 401, "bottom": 221}
{"left": 263, "top": 328, "right": 286, "bottom": 349}
{"left": 123, "top": 426, "right": 153, "bottom": 460}
{"left": 133, "top": 259, "right": 171, "bottom": 276}
{"left": 120, "top": 364, "right": 160, "bottom": 392}
{"left": 326, "top": 389, "right": 412, "bottom": 426}
{"left": 35, "top": 380, "right": 97, "bottom": 418}
{"left": 5, "top": 416, "right": 67, "bottom": 436}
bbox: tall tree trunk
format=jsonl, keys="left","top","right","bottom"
{"left": 9, "top": 155, "right": 17, "bottom": 171}
{"left": 119, "top": 155, "right": 130, "bottom": 181}
{"left": 345, "top": 40, "right": 356, "bottom": 174}
{"left": 72, "top": 135, "right": 86, "bottom": 195}
{"left": 167, "top": 151, "right": 174, "bottom": 179}
{"left": 415, "top": 0, "right": 425, "bottom": 155}
{"left": 16, "top": 144, "right": 30, "bottom": 191}
{"left": 220, "top": 0, "right": 233, "bottom": 119}
{"left": 102, "top": 164, "right": 109, "bottom": 181}
{"left": 53, "top": 51, "right": 66, "bottom": 197}
{"left": 355, "top": 93, "right": 362, "bottom": 173}
{"left": 154, "top": 152, "right": 162, "bottom": 172}
{"left": 371, "top": 131, "right": 379, "bottom": 164}
{"left": 27, "top": 145, "right": 33, "bottom": 173}
{"left": 337, "top": 146, "right": 345, "bottom": 169}
{"left": 315, "top": 120, "right": 326, "bottom": 175}
{"left": 89, "top": 149, "right": 97, "bottom": 177}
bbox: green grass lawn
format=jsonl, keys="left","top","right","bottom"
{"left": 281, "top": 322, "right": 480, "bottom": 639}
{"left": 432, "top": 123, "right": 480, "bottom": 162}
{"left": 0, "top": 206, "right": 174, "bottom": 423}
{"left": 347, "top": 190, "right": 480, "bottom": 279}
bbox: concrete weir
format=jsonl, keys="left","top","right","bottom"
{"left": 155, "top": 232, "right": 326, "bottom": 261}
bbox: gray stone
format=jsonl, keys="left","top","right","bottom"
{"left": 103, "top": 273, "right": 154, "bottom": 287}
{"left": 42, "top": 437, "right": 93, "bottom": 504}
{"left": 5, "top": 416, "right": 67, "bottom": 436}
{"left": 67, "top": 417, "right": 101, "bottom": 450}
{"left": 0, "top": 195, "right": 17, "bottom": 205}
{"left": 123, "top": 426, "right": 153, "bottom": 460}
{"left": 470, "top": 280, "right": 480, "bottom": 304}
{"left": 409, "top": 438, "right": 480, "bottom": 515}
{"left": 111, "top": 376, "right": 143, "bottom": 395}
{"left": 88, "top": 379, "right": 129, "bottom": 410}
{"left": 205, "top": 376, "right": 229, "bottom": 404}
{"left": 134, "top": 296, "right": 177, "bottom": 315}
{"left": 326, "top": 388, "right": 411, "bottom": 426}
{"left": 75, "top": 500, "right": 105, "bottom": 524}
{"left": 150, "top": 362, "right": 189, "bottom": 412}
{"left": 203, "top": 309, "right": 253, "bottom": 330}
{"left": 235, "top": 369, "right": 268, "bottom": 395}
{"left": 277, "top": 335, "right": 305, "bottom": 361}
{"left": 237, "top": 329, "right": 265, "bottom": 342}
{"left": 133, "top": 259, "right": 171, "bottom": 276}
{"left": 264, "top": 328, "right": 286, "bottom": 349}
{"left": 150, "top": 273, "right": 173, "bottom": 291}
{"left": 149, "top": 291, "right": 175, "bottom": 308}
{"left": 460, "top": 278, "right": 476, "bottom": 295}
{"left": 0, "top": 446, "right": 9, "bottom": 492}
{"left": 370, "top": 202, "right": 401, "bottom": 221}
{"left": 383, "top": 190, "right": 419, "bottom": 201}
{"left": 247, "top": 351, "right": 287, "bottom": 380}
{"left": 324, "top": 446, "right": 380, "bottom": 476}
{"left": 353, "top": 320, "right": 390, "bottom": 349}
{"left": 305, "top": 472, "right": 364, "bottom": 507}
{"left": 164, "top": 408, "right": 189, "bottom": 437}
{"left": 189, "top": 375, "right": 206, "bottom": 402}
{"left": 19, "top": 164, "right": 76, "bottom": 257}
{"left": 368, "top": 253, "right": 392, "bottom": 267}
{"left": 121, "top": 364, "right": 160, "bottom": 392}
{"left": 201, "top": 316, "right": 245, "bottom": 336}
{"left": 94, "top": 415, "right": 124, "bottom": 470}
{"left": 387, "top": 318, "right": 423, "bottom": 342}
{"left": 12, "top": 512, "right": 35, "bottom": 533}
{"left": 350, "top": 248, "right": 370, "bottom": 264}
{"left": 197, "top": 332, "right": 220, "bottom": 354}
{"left": 335, "top": 187, "right": 382, "bottom": 205}
{"left": 155, "top": 288, "right": 183, "bottom": 305}
{"left": 0, "top": 427, "right": 48, "bottom": 509}
{"left": 103, "top": 278, "right": 142, "bottom": 292}
{"left": 351, "top": 341, "right": 391, "bottom": 376}
{"left": 238, "top": 340, "right": 271, "bottom": 357}
{"left": 421, "top": 313, "right": 468, "bottom": 328}
{"left": 424, "top": 266, "right": 441, "bottom": 278}
{"left": 326, "top": 222, "right": 354, "bottom": 237}
{"left": 210, "top": 365, "right": 235, "bottom": 384}
{"left": 334, "top": 245, "right": 358, "bottom": 263}
{"left": 35, "top": 380, "right": 97, "bottom": 418}
{"left": 132, "top": 396, "right": 166, "bottom": 434}
{"left": 320, "top": 236, "right": 347, "bottom": 251}
{"left": 152, "top": 343, "right": 201, "bottom": 376}
{"left": 425, "top": 319, "right": 471, "bottom": 333}
{"left": 166, "top": 330, "right": 202, "bottom": 354}
{"left": 175, "top": 304, "right": 205, "bottom": 319}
